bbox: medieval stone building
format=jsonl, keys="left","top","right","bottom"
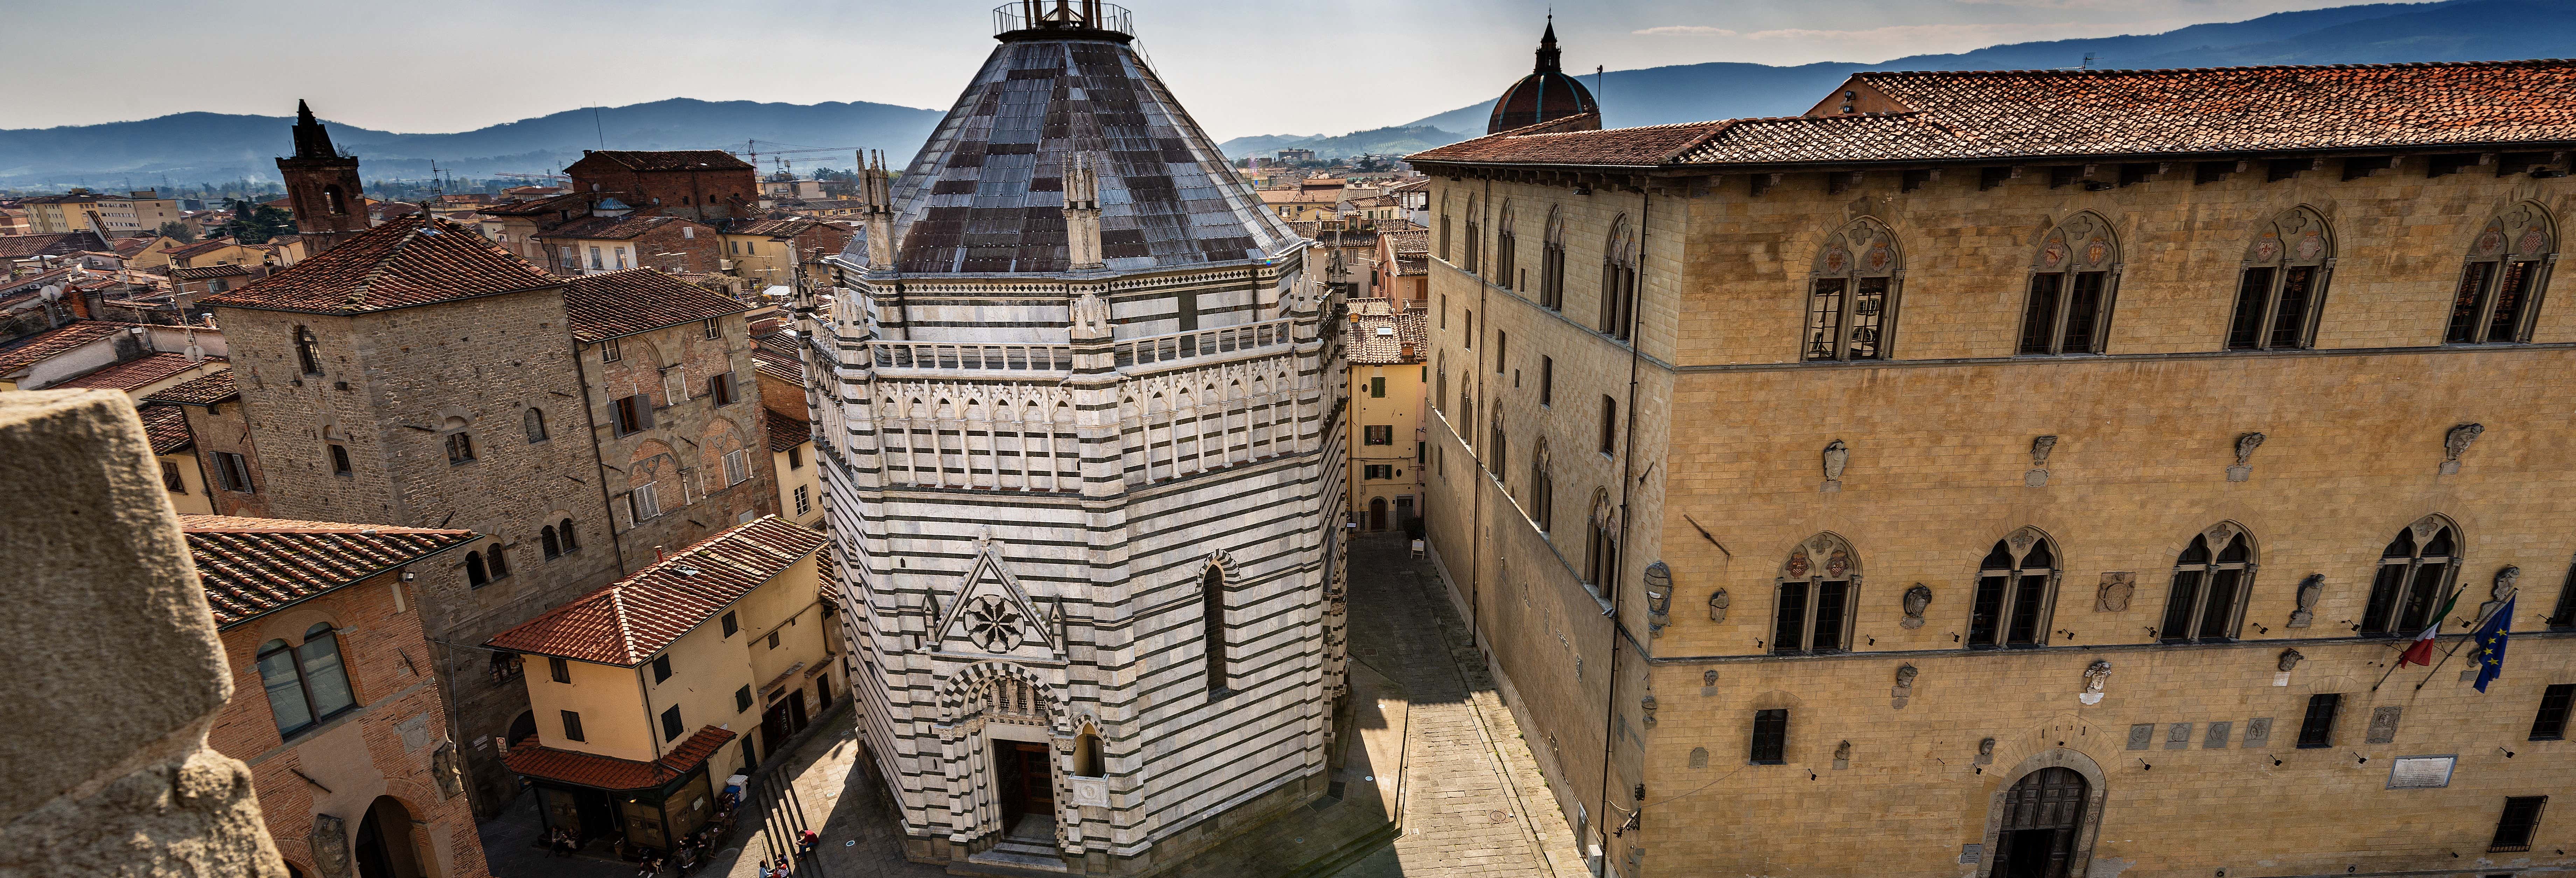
{"left": 1409, "top": 60, "right": 2576, "bottom": 877}
{"left": 275, "top": 101, "right": 366, "bottom": 256}
{"left": 197, "top": 110, "right": 780, "bottom": 819}
{"left": 800, "top": 2, "right": 1346, "bottom": 873}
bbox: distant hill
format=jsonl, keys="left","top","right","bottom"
{"left": 1394, "top": 0, "right": 2574, "bottom": 147}
{"left": 1219, "top": 126, "right": 1470, "bottom": 161}
{"left": 0, "top": 98, "right": 943, "bottom": 190}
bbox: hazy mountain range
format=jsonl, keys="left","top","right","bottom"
{"left": 1225, "top": 0, "right": 2576, "bottom": 159}
{"left": 4, "top": 0, "right": 2571, "bottom": 190}
{"left": 0, "top": 98, "right": 941, "bottom": 190}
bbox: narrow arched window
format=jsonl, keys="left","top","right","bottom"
{"left": 466, "top": 550, "right": 490, "bottom": 587}
{"left": 2018, "top": 213, "right": 2120, "bottom": 355}
{"left": 322, "top": 184, "right": 349, "bottom": 216}
{"left": 1773, "top": 535, "right": 1858, "bottom": 655}
{"left": 2161, "top": 525, "right": 2254, "bottom": 643}
{"left": 1494, "top": 204, "right": 1517, "bottom": 289}
{"left": 541, "top": 526, "right": 561, "bottom": 560}
{"left": 445, "top": 431, "right": 475, "bottom": 464}
{"left": 1585, "top": 492, "right": 1618, "bottom": 586}
{"left": 1436, "top": 196, "right": 1452, "bottom": 261}
{"left": 2549, "top": 559, "right": 2576, "bottom": 631}
{"left": 257, "top": 623, "right": 357, "bottom": 737}
{"left": 294, "top": 325, "right": 322, "bottom": 375}
{"left": 2362, "top": 519, "right": 2459, "bottom": 636}
{"left": 1968, "top": 531, "right": 2058, "bottom": 648}
{"left": 2227, "top": 208, "right": 2333, "bottom": 350}
{"left": 1804, "top": 217, "right": 1899, "bottom": 361}
{"left": 1486, "top": 408, "right": 1507, "bottom": 478}
{"left": 2446, "top": 205, "right": 2556, "bottom": 344}
{"left": 1202, "top": 566, "right": 1229, "bottom": 695}
{"left": 486, "top": 545, "right": 509, "bottom": 580}
{"left": 559, "top": 517, "right": 579, "bottom": 552}
{"left": 524, "top": 408, "right": 548, "bottom": 443}
{"left": 1540, "top": 207, "right": 1567, "bottom": 310}
{"left": 1463, "top": 195, "right": 1482, "bottom": 270}
{"left": 1599, "top": 218, "right": 1638, "bottom": 341}
{"left": 1528, "top": 439, "right": 1553, "bottom": 533}
{"left": 1073, "top": 732, "right": 1104, "bottom": 777}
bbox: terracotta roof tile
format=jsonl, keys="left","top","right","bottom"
{"left": 581, "top": 150, "right": 755, "bottom": 172}
{"left": 0, "top": 321, "right": 141, "bottom": 373}
{"left": 52, "top": 352, "right": 219, "bottom": 391}
{"left": 729, "top": 217, "right": 821, "bottom": 237}
{"left": 505, "top": 726, "right": 736, "bottom": 791}
{"left": 765, "top": 408, "right": 810, "bottom": 453}
{"left": 1344, "top": 299, "right": 1427, "bottom": 364}
{"left": 485, "top": 517, "right": 827, "bottom": 666}
{"left": 145, "top": 369, "right": 239, "bottom": 406}
{"left": 201, "top": 213, "right": 560, "bottom": 315}
{"left": 752, "top": 344, "right": 802, "bottom": 384}
{"left": 1384, "top": 230, "right": 1429, "bottom": 255}
{"left": 533, "top": 213, "right": 694, "bottom": 242}
{"left": 163, "top": 237, "right": 239, "bottom": 259}
{"left": 137, "top": 403, "right": 193, "bottom": 455}
{"left": 179, "top": 515, "right": 479, "bottom": 628}
{"left": 1413, "top": 61, "right": 2576, "bottom": 169}
{"left": 562, "top": 269, "right": 749, "bottom": 343}
{"left": 168, "top": 264, "right": 254, "bottom": 280}
{"left": 0, "top": 232, "right": 113, "bottom": 259}
{"left": 478, "top": 193, "right": 590, "bottom": 217}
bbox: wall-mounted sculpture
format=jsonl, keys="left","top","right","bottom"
{"left": 2028, "top": 435, "right": 2058, "bottom": 486}
{"left": 1892, "top": 663, "right": 1918, "bottom": 709}
{"left": 2287, "top": 574, "right": 2324, "bottom": 628}
{"left": 1900, "top": 583, "right": 1933, "bottom": 629}
{"left": 1643, "top": 561, "right": 1673, "bottom": 638}
{"left": 2229, "top": 431, "right": 2266, "bottom": 482}
{"left": 2096, "top": 572, "right": 2135, "bottom": 612}
{"left": 1707, "top": 589, "right": 1730, "bottom": 623}
{"left": 2079, "top": 660, "right": 2111, "bottom": 704}
{"left": 2442, "top": 423, "right": 2485, "bottom": 475}
{"left": 1822, "top": 440, "right": 1849, "bottom": 492}
{"left": 2277, "top": 648, "right": 2305, "bottom": 673}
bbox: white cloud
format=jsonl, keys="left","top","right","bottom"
{"left": 1633, "top": 25, "right": 1739, "bottom": 37}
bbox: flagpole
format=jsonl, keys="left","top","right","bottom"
{"left": 2373, "top": 583, "right": 2470, "bottom": 692}
{"left": 2416, "top": 593, "right": 2511, "bottom": 690}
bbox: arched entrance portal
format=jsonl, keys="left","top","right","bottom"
{"left": 354, "top": 796, "right": 426, "bottom": 878}
{"left": 1992, "top": 768, "right": 2087, "bottom": 878}
{"left": 1368, "top": 497, "right": 1388, "bottom": 531}
{"left": 506, "top": 711, "right": 537, "bottom": 748}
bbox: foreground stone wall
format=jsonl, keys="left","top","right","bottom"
{"left": 0, "top": 389, "right": 287, "bottom": 878}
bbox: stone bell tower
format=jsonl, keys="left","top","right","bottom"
{"left": 800, "top": 2, "right": 1349, "bottom": 873}
{"left": 275, "top": 100, "right": 368, "bottom": 255}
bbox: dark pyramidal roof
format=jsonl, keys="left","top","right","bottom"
{"left": 869, "top": 15, "right": 1296, "bottom": 276}
{"left": 1488, "top": 19, "right": 1600, "bottom": 135}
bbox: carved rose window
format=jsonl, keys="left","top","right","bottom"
{"left": 964, "top": 596, "right": 1022, "bottom": 652}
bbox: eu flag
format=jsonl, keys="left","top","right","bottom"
{"left": 2471, "top": 596, "right": 2514, "bottom": 693}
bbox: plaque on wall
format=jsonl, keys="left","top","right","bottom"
{"left": 1959, "top": 844, "right": 1983, "bottom": 864}
{"left": 1070, "top": 776, "right": 1112, "bottom": 806}
{"left": 2386, "top": 755, "right": 2456, "bottom": 789}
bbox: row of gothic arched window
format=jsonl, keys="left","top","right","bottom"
{"left": 1765, "top": 517, "right": 2576, "bottom": 656}
{"left": 1800, "top": 205, "right": 2560, "bottom": 361}
{"left": 1435, "top": 202, "right": 2561, "bottom": 360}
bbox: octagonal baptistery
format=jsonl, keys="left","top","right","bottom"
{"left": 796, "top": 3, "right": 1350, "bottom": 874}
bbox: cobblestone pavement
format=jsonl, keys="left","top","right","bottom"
{"left": 1329, "top": 533, "right": 1588, "bottom": 878}
{"left": 478, "top": 532, "right": 1581, "bottom": 878}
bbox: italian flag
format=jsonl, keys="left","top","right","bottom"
{"left": 2396, "top": 589, "right": 2463, "bottom": 667}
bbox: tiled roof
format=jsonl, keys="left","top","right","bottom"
{"left": 201, "top": 213, "right": 560, "bottom": 315}
{"left": 52, "top": 352, "right": 218, "bottom": 391}
{"left": 581, "top": 149, "right": 755, "bottom": 172}
{"left": 562, "top": 269, "right": 749, "bottom": 343}
{"left": 729, "top": 217, "right": 820, "bottom": 238}
{"left": 752, "top": 342, "right": 803, "bottom": 384}
{"left": 0, "top": 320, "right": 138, "bottom": 373}
{"left": 1395, "top": 255, "right": 1428, "bottom": 277}
{"left": 1345, "top": 299, "right": 1427, "bottom": 364}
{"left": 168, "top": 264, "right": 254, "bottom": 280}
{"left": 164, "top": 237, "right": 239, "bottom": 259}
{"left": 478, "top": 193, "right": 590, "bottom": 217}
{"left": 485, "top": 517, "right": 828, "bottom": 666}
{"left": 1415, "top": 61, "right": 2576, "bottom": 169}
{"left": 505, "top": 726, "right": 736, "bottom": 791}
{"left": 137, "top": 403, "right": 194, "bottom": 455}
{"left": 765, "top": 407, "right": 810, "bottom": 453}
{"left": 533, "top": 213, "right": 692, "bottom": 241}
{"left": 145, "top": 369, "right": 239, "bottom": 406}
{"left": 0, "top": 231, "right": 113, "bottom": 259}
{"left": 1384, "top": 229, "right": 1428, "bottom": 255}
{"left": 179, "top": 515, "right": 479, "bottom": 628}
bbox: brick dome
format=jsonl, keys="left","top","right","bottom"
{"left": 1487, "top": 19, "right": 1600, "bottom": 135}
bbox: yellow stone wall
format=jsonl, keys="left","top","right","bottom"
{"left": 1420, "top": 160, "right": 2576, "bottom": 877}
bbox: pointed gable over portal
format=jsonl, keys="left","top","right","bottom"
{"left": 932, "top": 536, "right": 1063, "bottom": 662}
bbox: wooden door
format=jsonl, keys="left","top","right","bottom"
{"left": 1992, "top": 767, "right": 2086, "bottom": 878}
{"left": 1368, "top": 497, "right": 1388, "bottom": 531}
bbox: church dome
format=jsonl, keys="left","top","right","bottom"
{"left": 1487, "top": 20, "right": 1600, "bottom": 134}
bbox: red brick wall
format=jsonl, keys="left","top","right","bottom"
{"left": 209, "top": 566, "right": 493, "bottom": 878}
{"left": 564, "top": 157, "right": 757, "bottom": 222}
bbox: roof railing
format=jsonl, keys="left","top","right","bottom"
{"left": 993, "top": 1, "right": 1132, "bottom": 38}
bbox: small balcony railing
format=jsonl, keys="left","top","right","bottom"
{"left": 871, "top": 340, "right": 1074, "bottom": 371}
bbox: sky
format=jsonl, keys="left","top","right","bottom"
{"left": 4, "top": 0, "right": 2413, "bottom": 141}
